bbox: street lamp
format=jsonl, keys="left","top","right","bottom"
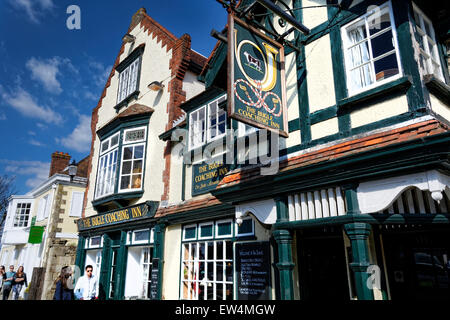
{"left": 68, "top": 160, "right": 77, "bottom": 182}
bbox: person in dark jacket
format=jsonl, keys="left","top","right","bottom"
{"left": 53, "top": 266, "right": 74, "bottom": 300}
{"left": 12, "top": 266, "right": 27, "bottom": 300}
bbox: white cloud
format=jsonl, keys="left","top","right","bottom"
{"left": 2, "top": 159, "right": 50, "bottom": 189}
{"left": 88, "top": 61, "right": 112, "bottom": 87}
{"left": 26, "top": 57, "right": 61, "bottom": 94}
{"left": 29, "top": 139, "right": 45, "bottom": 147}
{"left": 0, "top": 113, "right": 6, "bottom": 121}
{"left": 1, "top": 86, "right": 63, "bottom": 124}
{"left": 57, "top": 114, "right": 91, "bottom": 153}
{"left": 9, "top": 0, "right": 54, "bottom": 24}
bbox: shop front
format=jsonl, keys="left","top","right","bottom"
{"left": 75, "top": 201, "right": 163, "bottom": 300}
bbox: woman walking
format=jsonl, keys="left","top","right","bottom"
{"left": 12, "top": 266, "right": 27, "bottom": 300}
{"left": 53, "top": 266, "right": 74, "bottom": 300}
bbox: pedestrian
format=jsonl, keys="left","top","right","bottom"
{"left": 0, "top": 266, "right": 5, "bottom": 298}
{"left": 12, "top": 266, "right": 27, "bottom": 300}
{"left": 2, "top": 265, "right": 15, "bottom": 300}
{"left": 74, "top": 265, "right": 97, "bottom": 300}
{"left": 53, "top": 266, "right": 74, "bottom": 300}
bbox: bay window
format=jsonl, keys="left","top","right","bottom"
{"left": 189, "top": 94, "right": 227, "bottom": 150}
{"left": 412, "top": 4, "right": 444, "bottom": 82}
{"left": 341, "top": 1, "right": 401, "bottom": 96}
{"left": 95, "top": 126, "right": 147, "bottom": 200}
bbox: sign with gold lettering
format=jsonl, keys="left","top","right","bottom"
{"left": 228, "top": 14, "right": 288, "bottom": 138}
{"left": 77, "top": 201, "right": 158, "bottom": 232}
{"left": 192, "top": 159, "right": 231, "bottom": 196}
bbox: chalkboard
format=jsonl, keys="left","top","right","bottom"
{"left": 235, "top": 241, "right": 271, "bottom": 300}
{"left": 149, "top": 258, "right": 159, "bottom": 300}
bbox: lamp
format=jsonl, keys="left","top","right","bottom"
{"left": 148, "top": 81, "right": 164, "bottom": 91}
{"left": 68, "top": 160, "right": 78, "bottom": 182}
{"left": 122, "top": 33, "right": 136, "bottom": 43}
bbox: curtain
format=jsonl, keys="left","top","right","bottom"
{"left": 348, "top": 26, "right": 372, "bottom": 91}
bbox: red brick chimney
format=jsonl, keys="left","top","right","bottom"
{"left": 49, "top": 151, "right": 71, "bottom": 177}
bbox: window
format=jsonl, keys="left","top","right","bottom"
{"left": 117, "top": 56, "right": 141, "bottom": 104}
{"left": 95, "top": 126, "right": 147, "bottom": 199}
{"left": 85, "top": 236, "right": 103, "bottom": 249}
{"left": 69, "top": 191, "right": 84, "bottom": 217}
{"left": 342, "top": 1, "right": 401, "bottom": 95}
{"left": 412, "top": 4, "right": 444, "bottom": 82}
{"left": 37, "top": 195, "right": 48, "bottom": 221}
{"left": 109, "top": 249, "right": 118, "bottom": 299}
{"left": 14, "top": 202, "right": 31, "bottom": 227}
{"left": 180, "top": 218, "right": 255, "bottom": 300}
{"left": 141, "top": 247, "right": 154, "bottom": 299}
{"left": 95, "top": 133, "right": 119, "bottom": 199}
{"left": 189, "top": 95, "right": 227, "bottom": 150}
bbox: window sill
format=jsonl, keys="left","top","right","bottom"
{"left": 114, "top": 90, "right": 140, "bottom": 113}
{"left": 338, "top": 76, "right": 412, "bottom": 111}
{"left": 424, "top": 75, "right": 450, "bottom": 106}
{"left": 92, "top": 191, "right": 144, "bottom": 209}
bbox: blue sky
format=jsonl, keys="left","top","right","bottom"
{"left": 0, "top": 0, "right": 227, "bottom": 195}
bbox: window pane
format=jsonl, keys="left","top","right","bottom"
{"left": 132, "top": 175, "right": 142, "bottom": 189}
{"left": 134, "top": 230, "right": 149, "bottom": 242}
{"left": 123, "top": 147, "right": 132, "bottom": 160}
{"left": 134, "top": 145, "right": 144, "bottom": 159}
{"left": 121, "top": 161, "right": 131, "bottom": 174}
{"left": 199, "top": 243, "right": 206, "bottom": 260}
{"left": 368, "top": 11, "right": 391, "bottom": 36}
{"left": 207, "top": 242, "right": 214, "bottom": 260}
{"left": 217, "top": 241, "right": 223, "bottom": 260}
{"left": 226, "top": 241, "right": 233, "bottom": 260}
{"left": 216, "top": 262, "right": 224, "bottom": 282}
{"left": 121, "top": 176, "right": 130, "bottom": 190}
{"left": 133, "top": 160, "right": 143, "bottom": 173}
{"left": 374, "top": 53, "right": 399, "bottom": 81}
{"left": 371, "top": 30, "right": 394, "bottom": 59}
{"left": 110, "top": 134, "right": 119, "bottom": 147}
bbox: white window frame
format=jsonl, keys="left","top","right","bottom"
{"left": 13, "top": 202, "right": 32, "bottom": 228}
{"left": 234, "top": 217, "right": 255, "bottom": 237}
{"left": 117, "top": 56, "right": 141, "bottom": 104}
{"left": 215, "top": 219, "right": 233, "bottom": 239}
{"left": 123, "top": 126, "right": 147, "bottom": 145}
{"left": 131, "top": 228, "right": 151, "bottom": 245}
{"left": 189, "top": 94, "right": 227, "bottom": 151}
{"left": 118, "top": 142, "right": 145, "bottom": 193}
{"left": 36, "top": 195, "right": 48, "bottom": 221}
{"left": 198, "top": 222, "right": 214, "bottom": 240}
{"left": 86, "top": 236, "right": 103, "bottom": 249}
{"left": 140, "top": 246, "right": 154, "bottom": 299}
{"left": 341, "top": 1, "right": 403, "bottom": 96}
{"left": 182, "top": 224, "right": 198, "bottom": 241}
{"left": 69, "top": 191, "right": 84, "bottom": 218}
{"left": 412, "top": 3, "right": 445, "bottom": 82}
{"left": 95, "top": 132, "right": 120, "bottom": 199}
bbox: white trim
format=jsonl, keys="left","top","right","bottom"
{"left": 234, "top": 217, "right": 254, "bottom": 237}
{"left": 341, "top": 0, "right": 403, "bottom": 97}
{"left": 215, "top": 219, "right": 233, "bottom": 239}
{"left": 198, "top": 222, "right": 214, "bottom": 240}
{"left": 118, "top": 142, "right": 145, "bottom": 193}
{"left": 55, "top": 233, "right": 78, "bottom": 239}
{"left": 131, "top": 228, "right": 150, "bottom": 245}
{"left": 182, "top": 224, "right": 197, "bottom": 241}
{"left": 123, "top": 126, "right": 147, "bottom": 145}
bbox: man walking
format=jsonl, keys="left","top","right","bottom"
{"left": 2, "top": 266, "right": 15, "bottom": 300}
{"left": 74, "top": 265, "right": 97, "bottom": 300}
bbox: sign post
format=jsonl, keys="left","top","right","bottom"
{"left": 228, "top": 14, "right": 288, "bottom": 137}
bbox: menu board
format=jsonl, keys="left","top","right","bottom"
{"left": 149, "top": 258, "right": 159, "bottom": 300}
{"left": 235, "top": 241, "right": 271, "bottom": 300}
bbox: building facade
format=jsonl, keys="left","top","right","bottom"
{"left": 0, "top": 151, "right": 88, "bottom": 299}
{"left": 77, "top": 0, "right": 450, "bottom": 300}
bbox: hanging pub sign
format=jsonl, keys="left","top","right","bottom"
{"left": 192, "top": 158, "right": 231, "bottom": 196}
{"left": 228, "top": 14, "right": 288, "bottom": 138}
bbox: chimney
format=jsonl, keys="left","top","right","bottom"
{"left": 49, "top": 151, "right": 71, "bottom": 177}
{"left": 129, "top": 7, "right": 146, "bottom": 31}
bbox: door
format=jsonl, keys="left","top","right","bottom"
{"left": 298, "top": 234, "right": 350, "bottom": 300}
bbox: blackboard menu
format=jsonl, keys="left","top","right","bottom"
{"left": 149, "top": 258, "right": 159, "bottom": 300}
{"left": 235, "top": 241, "right": 271, "bottom": 300}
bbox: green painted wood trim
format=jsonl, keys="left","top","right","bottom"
{"left": 274, "top": 214, "right": 450, "bottom": 230}
{"left": 344, "top": 222, "right": 374, "bottom": 300}
{"left": 115, "top": 231, "right": 128, "bottom": 300}
{"left": 153, "top": 222, "right": 167, "bottom": 300}
{"left": 204, "top": 42, "right": 227, "bottom": 89}
{"left": 75, "top": 235, "right": 86, "bottom": 276}
{"left": 337, "top": 77, "right": 412, "bottom": 111}
{"left": 92, "top": 191, "right": 144, "bottom": 209}
{"left": 391, "top": 0, "right": 427, "bottom": 113}
{"left": 275, "top": 196, "right": 289, "bottom": 223}
{"left": 310, "top": 105, "right": 338, "bottom": 125}
{"left": 288, "top": 119, "right": 300, "bottom": 132}
{"left": 115, "top": 45, "right": 145, "bottom": 72}
{"left": 97, "top": 116, "right": 150, "bottom": 139}
{"left": 295, "top": 0, "right": 312, "bottom": 144}
{"left": 163, "top": 206, "right": 235, "bottom": 225}
{"left": 272, "top": 229, "right": 295, "bottom": 300}
{"left": 424, "top": 75, "right": 450, "bottom": 106}
{"left": 342, "top": 183, "right": 361, "bottom": 215}
{"left": 99, "top": 234, "right": 111, "bottom": 300}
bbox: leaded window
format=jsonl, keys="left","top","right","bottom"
{"left": 14, "top": 202, "right": 31, "bottom": 227}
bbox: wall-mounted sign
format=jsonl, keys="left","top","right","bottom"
{"left": 192, "top": 159, "right": 231, "bottom": 196}
{"left": 28, "top": 226, "right": 45, "bottom": 244}
{"left": 235, "top": 241, "right": 272, "bottom": 300}
{"left": 149, "top": 258, "right": 160, "bottom": 300}
{"left": 228, "top": 14, "right": 288, "bottom": 138}
{"left": 77, "top": 201, "right": 158, "bottom": 232}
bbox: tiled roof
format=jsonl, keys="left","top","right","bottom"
{"left": 117, "top": 103, "right": 154, "bottom": 118}
{"left": 217, "top": 119, "right": 450, "bottom": 189}
{"left": 155, "top": 196, "right": 223, "bottom": 218}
